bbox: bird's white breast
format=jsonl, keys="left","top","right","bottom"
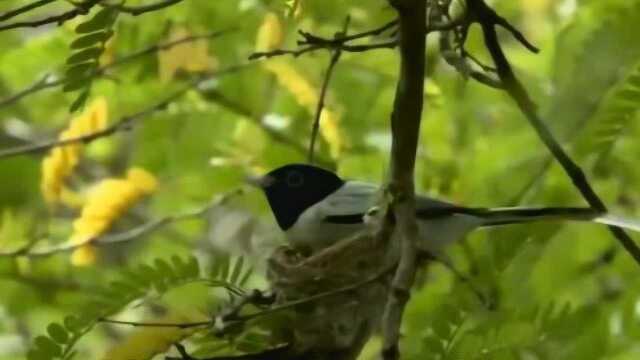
{"left": 284, "top": 181, "right": 378, "bottom": 250}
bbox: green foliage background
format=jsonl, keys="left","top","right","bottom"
{"left": 1, "top": 0, "right": 640, "bottom": 359}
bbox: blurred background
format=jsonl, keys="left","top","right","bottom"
{"left": 1, "top": 0, "right": 640, "bottom": 359}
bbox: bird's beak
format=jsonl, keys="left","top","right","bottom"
{"left": 244, "top": 174, "right": 276, "bottom": 188}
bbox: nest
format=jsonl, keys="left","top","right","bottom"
{"left": 266, "top": 231, "right": 397, "bottom": 360}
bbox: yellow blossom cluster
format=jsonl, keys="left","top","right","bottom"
{"left": 41, "top": 97, "right": 108, "bottom": 205}
{"left": 255, "top": 12, "right": 284, "bottom": 52}
{"left": 70, "top": 168, "right": 158, "bottom": 266}
{"left": 255, "top": 13, "right": 344, "bottom": 158}
{"left": 158, "top": 26, "right": 218, "bottom": 83}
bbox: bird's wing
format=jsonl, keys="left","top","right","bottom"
{"left": 320, "top": 181, "right": 379, "bottom": 224}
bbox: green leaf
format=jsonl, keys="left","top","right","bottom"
{"left": 576, "top": 60, "right": 640, "bottom": 159}
{"left": 229, "top": 257, "right": 244, "bottom": 285}
{"left": 171, "top": 255, "right": 188, "bottom": 277}
{"left": 423, "top": 336, "right": 445, "bottom": 355}
{"left": 137, "top": 263, "right": 159, "bottom": 283}
{"left": 47, "top": 323, "right": 69, "bottom": 344}
{"left": 69, "top": 88, "right": 90, "bottom": 112}
{"left": 63, "top": 79, "right": 89, "bottom": 93}
{"left": 431, "top": 319, "right": 452, "bottom": 339}
{"left": 154, "top": 258, "right": 175, "bottom": 278}
{"left": 185, "top": 256, "right": 200, "bottom": 278}
{"left": 71, "top": 31, "right": 113, "bottom": 49}
{"left": 238, "top": 266, "right": 253, "bottom": 287}
{"left": 65, "top": 62, "right": 97, "bottom": 80}
{"left": 26, "top": 348, "right": 49, "bottom": 360}
{"left": 76, "top": 7, "right": 118, "bottom": 34}
{"left": 34, "top": 336, "right": 61, "bottom": 357}
{"left": 218, "top": 256, "right": 230, "bottom": 280}
{"left": 63, "top": 316, "right": 82, "bottom": 333}
{"left": 109, "top": 280, "right": 142, "bottom": 297}
{"left": 66, "top": 47, "right": 103, "bottom": 65}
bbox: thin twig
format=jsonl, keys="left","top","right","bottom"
{"left": 111, "top": 0, "right": 183, "bottom": 16}
{"left": 98, "top": 318, "right": 211, "bottom": 329}
{"left": 249, "top": 41, "right": 397, "bottom": 61}
{"left": 197, "top": 88, "right": 335, "bottom": 168}
{"left": 166, "top": 342, "right": 292, "bottom": 360}
{"left": 0, "top": 65, "right": 247, "bottom": 159}
{"left": 99, "top": 265, "right": 394, "bottom": 330}
{"left": 236, "top": 264, "right": 395, "bottom": 322}
{"left": 308, "top": 17, "right": 349, "bottom": 163}
{"left": 297, "top": 19, "right": 398, "bottom": 45}
{"left": 0, "top": 0, "right": 56, "bottom": 22}
{"left": 380, "top": 1, "right": 427, "bottom": 359}
{"left": 0, "top": 190, "right": 242, "bottom": 258}
{"left": 0, "top": 29, "right": 234, "bottom": 108}
{"left": 249, "top": 18, "right": 399, "bottom": 61}
{"left": 0, "top": 0, "right": 99, "bottom": 32}
{"left": 466, "top": 0, "right": 640, "bottom": 265}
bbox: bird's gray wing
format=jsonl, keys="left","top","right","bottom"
{"left": 320, "top": 181, "right": 378, "bottom": 224}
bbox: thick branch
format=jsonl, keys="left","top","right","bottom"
{"left": 381, "top": 1, "right": 426, "bottom": 359}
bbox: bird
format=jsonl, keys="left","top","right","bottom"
{"left": 247, "top": 163, "right": 640, "bottom": 253}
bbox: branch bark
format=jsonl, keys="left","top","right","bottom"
{"left": 380, "top": 1, "right": 426, "bottom": 359}
{"left": 0, "top": 0, "right": 100, "bottom": 32}
{"left": 0, "top": 0, "right": 56, "bottom": 22}
{"left": 466, "top": 0, "right": 640, "bottom": 265}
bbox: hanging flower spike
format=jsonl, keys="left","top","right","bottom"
{"left": 263, "top": 60, "right": 344, "bottom": 159}
{"left": 70, "top": 167, "right": 158, "bottom": 266}
{"left": 255, "top": 13, "right": 343, "bottom": 158}
{"left": 40, "top": 97, "right": 108, "bottom": 205}
{"left": 158, "top": 26, "right": 218, "bottom": 83}
{"left": 255, "top": 12, "right": 284, "bottom": 52}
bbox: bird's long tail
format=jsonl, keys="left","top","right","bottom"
{"left": 472, "top": 207, "right": 640, "bottom": 232}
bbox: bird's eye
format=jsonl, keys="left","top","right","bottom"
{"left": 286, "top": 171, "right": 304, "bottom": 187}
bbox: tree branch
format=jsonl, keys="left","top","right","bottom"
{"left": 0, "top": 0, "right": 56, "bottom": 22}
{"left": 380, "top": 1, "right": 426, "bottom": 359}
{"left": 0, "top": 189, "right": 242, "bottom": 258}
{"left": 110, "top": 0, "right": 183, "bottom": 16}
{"left": 248, "top": 18, "right": 399, "bottom": 61}
{"left": 197, "top": 88, "right": 334, "bottom": 169}
{"left": 466, "top": 0, "right": 640, "bottom": 265}
{"left": 308, "top": 17, "right": 349, "bottom": 163}
{"left": 0, "top": 65, "right": 247, "bottom": 159}
{"left": 0, "top": 29, "right": 234, "bottom": 108}
{"left": 0, "top": 0, "right": 100, "bottom": 32}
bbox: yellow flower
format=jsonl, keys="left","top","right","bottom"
{"left": 262, "top": 60, "right": 344, "bottom": 158}
{"left": 41, "top": 97, "right": 108, "bottom": 205}
{"left": 285, "top": 0, "right": 303, "bottom": 18}
{"left": 158, "top": 27, "right": 218, "bottom": 82}
{"left": 70, "top": 167, "right": 158, "bottom": 266}
{"left": 255, "top": 12, "right": 284, "bottom": 52}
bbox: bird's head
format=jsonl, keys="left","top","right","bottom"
{"left": 247, "top": 163, "right": 344, "bottom": 230}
